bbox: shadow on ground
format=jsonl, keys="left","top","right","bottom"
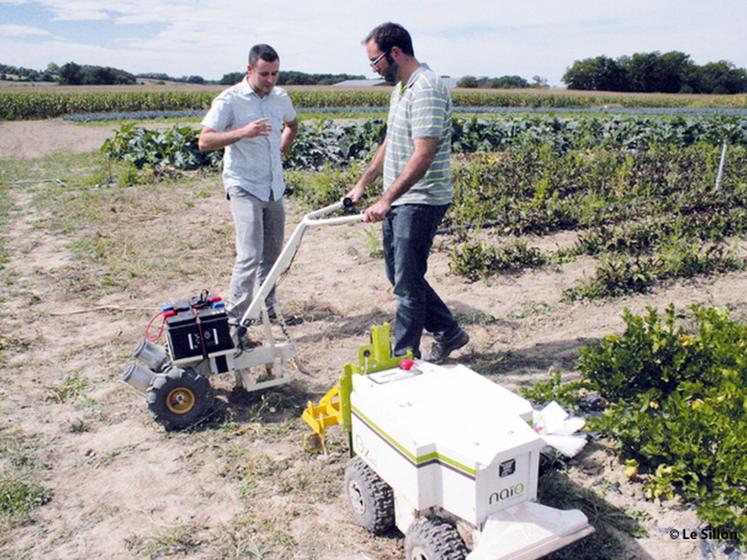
{"left": 189, "top": 381, "right": 316, "bottom": 431}
{"left": 540, "top": 451, "right": 656, "bottom": 560}
{"left": 293, "top": 308, "right": 392, "bottom": 344}
{"left": 458, "top": 337, "right": 601, "bottom": 375}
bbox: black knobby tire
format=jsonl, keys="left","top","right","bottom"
{"left": 146, "top": 367, "right": 213, "bottom": 431}
{"left": 344, "top": 456, "right": 395, "bottom": 535}
{"left": 405, "top": 517, "right": 468, "bottom": 560}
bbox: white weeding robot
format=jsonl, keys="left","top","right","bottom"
{"left": 123, "top": 194, "right": 594, "bottom": 560}
{"left": 123, "top": 198, "right": 362, "bottom": 430}
{"left": 302, "top": 324, "right": 594, "bottom": 560}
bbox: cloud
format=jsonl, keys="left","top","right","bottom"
{"left": 0, "top": 24, "right": 53, "bottom": 37}
{"left": 0, "top": 0, "right": 745, "bottom": 84}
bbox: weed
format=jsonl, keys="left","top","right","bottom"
{"left": 46, "top": 371, "right": 91, "bottom": 403}
{"left": 453, "top": 310, "right": 503, "bottom": 325}
{"left": 450, "top": 239, "right": 547, "bottom": 281}
{"left": 141, "top": 521, "right": 203, "bottom": 557}
{"left": 508, "top": 300, "right": 555, "bottom": 319}
{"left": 0, "top": 430, "right": 52, "bottom": 534}
{"left": 0, "top": 335, "right": 30, "bottom": 366}
{"left": 117, "top": 162, "right": 140, "bottom": 187}
{"left": 0, "top": 477, "right": 52, "bottom": 523}
{"left": 363, "top": 227, "right": 384, "bottom": 259}
{"left": 68, "top": 419, "right": 89, "bottom": 433}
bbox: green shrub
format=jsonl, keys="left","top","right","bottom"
{"left": 449, "top": 239, "right": 547, "bottom": 280}
{"left": 285, "top": 163, "right": 369, "bottom": 209}
{"left": 520, "top": 371, "right": 593, "bottom": 409}
{"left": 101, "top": 123, "right": 221, "bottom": 170}
{"left": 581, "top": 306, "right": 747, "bottom": 539}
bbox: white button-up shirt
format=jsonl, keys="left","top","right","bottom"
{"left": 201, "top": 78, "right": 296, "bottom": 201}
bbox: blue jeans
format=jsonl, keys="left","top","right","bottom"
{"left": 382, "top": 204, "right": 459, "bottom": 358}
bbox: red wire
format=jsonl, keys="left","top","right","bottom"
{"left": 144, "top": 310, "right": 166, "bottom": 342}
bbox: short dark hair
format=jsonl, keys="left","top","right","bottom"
{"left": 248, "top": 44, "right": 279, "bottom": 66}
{"left": 364, "top": 22, "right": 414, "bottom": 57}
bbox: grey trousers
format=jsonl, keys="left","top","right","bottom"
{"left": 226, "top": 186, "right": 285, "bottom": 325}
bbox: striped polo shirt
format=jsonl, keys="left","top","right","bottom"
{"left": 384, "top": 64, "right": 452, "bottom": 206}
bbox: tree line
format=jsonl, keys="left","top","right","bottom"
{"left": 3, "top": 52, "right": 746, "bottom": 93}
{"left": 0, "top": 63, "right": 58, "bottom": 82}
{"left": 1, "top": 61, "right": 364, "bottom": 87}
{"left": 456, "top": 74, "right": 548, "bottom": 89}
{"left": 563, "top": 51, "right": 747, "bottom": 94}
{"left": 217, "top": 71, "right": 365, "bottom": 86}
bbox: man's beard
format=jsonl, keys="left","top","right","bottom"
{"left": 383, "top": 61, "right": 398, "bottom": 84}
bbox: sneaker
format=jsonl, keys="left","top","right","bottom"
{"left": 267, "top": 309, "right": 303, "bottom": 326}
{"left": 426, "top": 328, "right": 469, "bottom": 364}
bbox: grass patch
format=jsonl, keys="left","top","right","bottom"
{"left": 3, "top": 152, "right": 230, "bottom": 299}
{"left": 0, "top": 430, "right": 52, "bottom": 531}
{"left": 0, "top": 478, "right": 51, "bottom": 525}
{"left": 140, "top": 521, "right": 204, "bottom": 557}
{"left": 46, "top": 371, "right": 91, "bottom": 403}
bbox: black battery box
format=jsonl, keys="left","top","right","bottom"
{"left": 165, "top": 296, "right": 233, "bottom": 361}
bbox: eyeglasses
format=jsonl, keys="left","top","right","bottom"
{"left": 369, "top": 50, "right": 390, "bottom": 68}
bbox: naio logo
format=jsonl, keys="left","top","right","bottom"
{"left": 489, "top": 483, "right": 525, "bottom": 504}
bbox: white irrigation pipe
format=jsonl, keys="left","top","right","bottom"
{"left": 715, "top": 139, "right": 728, "bottom": 191}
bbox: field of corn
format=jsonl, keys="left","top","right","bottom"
{"left": 2, "top": 86, "right": 747, "bottom": 120}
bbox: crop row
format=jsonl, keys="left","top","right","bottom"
{"left": 3, "top": 88, "right": 747, "bottom": 120}
{"left": 446, "top": 144, "right": 747, "bottom": 293}
{"left": 62, "top": 106, "right": 747, "bottom": 124}
{"left": 446, "top": 144, "right": 747, "bottom": 234}
{"left": 102, "top": 116, "right": 747, "bottom": 174}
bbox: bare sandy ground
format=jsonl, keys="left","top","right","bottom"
{"left": 0, "top": 120, "right": 743, "bottom": 559}
{"left": 0, "top": 119, "right": 119, "bottom": 159}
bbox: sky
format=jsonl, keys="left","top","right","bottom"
{"left": 0, "top": 0, "right": 745, "bottom": 86}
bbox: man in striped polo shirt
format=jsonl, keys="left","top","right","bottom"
{"left": 347, "top": 22, "right": 469, "bottom": 363}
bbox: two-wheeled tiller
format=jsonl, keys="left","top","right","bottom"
{"left": 123, "top": 198, "right": 362, "bottom": 430}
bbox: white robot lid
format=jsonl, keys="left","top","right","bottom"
{"left": 351, "top": 362, "right": 544, "bottom": 468}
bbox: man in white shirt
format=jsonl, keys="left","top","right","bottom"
{"left": 199, "top": 44, "right": 298, "bottom": 335}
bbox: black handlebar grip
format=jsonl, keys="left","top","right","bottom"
{"left": 342, "top": 197, "right": 354, "bottom": 208}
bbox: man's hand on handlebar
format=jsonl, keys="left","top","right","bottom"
{"left": 345, "top": 183, "right": 366, "bottom": 204}
{"left": 344, "top": 184, "right": 388, "bottom": 222}
{"left": 363, "top": 198, "right": 391, "bottom": 223}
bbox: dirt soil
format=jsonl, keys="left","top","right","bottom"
{"left": 0, "top": 121, "right": 744, "bottom": 559}
{"left": 0, "top": 119, "right": 177, "bottom": 159}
